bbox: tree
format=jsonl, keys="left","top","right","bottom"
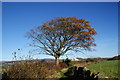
{"left": 27, "top": 17, "right": 97, "bottom": 65}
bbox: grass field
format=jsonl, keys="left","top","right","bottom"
{"left": 60, "top": 70, "right": 68, "bottom": 78}
{"left": 86, "top": 60, "right": 119, "bottom": 78}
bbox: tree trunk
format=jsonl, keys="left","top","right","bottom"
{"left": 55, "top": 57, "right": 59, "bottom": 65}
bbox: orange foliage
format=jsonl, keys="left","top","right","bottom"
{"left": 67, "top": 17, "right": 72, "bottom": 19}
{"left": 92, "top": 31, "right": 97, "bottom": 34}
{"left": 43, "top": 17, "right": 97, "bottom": 43}
{"left": 79, "top": 19, "right": 85, "bottom": 23}
{"left": 82, "top": 44, "right": 88, "bottom": 48}
{"left": 80, "top": 25, "right": 85, "bottom": 28}
{"left": 87, "top": 37, "right": 91, "bottom": 40}
{"left": 89, "top": 28, "right": 94, "bottom": 31}
{"left": 73, "top": 34, "right": 80, "bottom": 37}
{"left": 84, "top": 24, "right": 90, "bottom": 27}
{"left": 93, "top": 43, "right": 96, "bottom": 46}
{"left": 88, "top": 34, "right": 92, "bottom": 37}
{"left": 82, "top": 31, "right": 88, "bottom": 35}
{"left": 46, "top": 26, "right": 54, "bottom": 30}
{"left": 88, "top": 42, "right": 92, "bottom": 45}
{"left": 85, "top": 21, "right": 90, "bottom": 23}
{"left": 89, "top": 32, "right": 93, "bottom": 34}
{"left": 73, "top": 24, "right": 85, "bottom": 29}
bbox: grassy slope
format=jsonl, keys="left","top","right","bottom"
{"left": 86, "top": 60, "right": 119, "bottom": 78}
{"left": 60, "top": 70, "right": 68, "bottom": 78}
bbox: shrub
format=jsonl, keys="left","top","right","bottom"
{"left": 63, "top": 58, "right": 73, "bottom": 67}
{"left": 2, "top": 60, "right": 58, "bottom": 79}
{"left": 59, "top": 62, "right": 68, "bottom": 68}
{"left": 55, "top": 62, "right": 69, "bottom": 72}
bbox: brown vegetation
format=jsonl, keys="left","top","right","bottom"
{"left": 2, "top": 60, "right": 60, "bottom": 79}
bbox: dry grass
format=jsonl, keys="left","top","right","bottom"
{"left": 2, "top": 60, "right": 60, "bottom": 79}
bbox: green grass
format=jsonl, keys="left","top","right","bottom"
{"left": 0, "top": 68, "right": 2, "bottom": 73}
{"left": 59, "top": 70, "right": 68, "bottom": 78}
{"left": 86, "top": 60, "right": 119, "bottom": 78}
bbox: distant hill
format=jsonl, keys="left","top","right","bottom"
{"left": 107, "top": 55, "right": 120, "bottom": 60}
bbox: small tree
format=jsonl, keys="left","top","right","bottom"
{"left": 27, "top": 17, "right": 97, "bottom": 65}
{"left": 63, "top": 58, "right": 72, "bottom": 67}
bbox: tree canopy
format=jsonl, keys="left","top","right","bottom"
{"left": 27, "top": 17, "right": 97, "bottom": 64}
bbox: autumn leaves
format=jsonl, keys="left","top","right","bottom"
{"left": 41, "top": 17, "right": 97, "bottom": 49}
{"left": 42, "top": 17, "right": 96, "bottom": 38}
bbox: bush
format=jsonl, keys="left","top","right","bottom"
{"left": 62, "top": 58, "right": 73, "bottom": 67}
{"left": 2, "top": 60, "right": 58, "bottom": 79}
{"left": 59, "top": 62, "right": 68, "bottom": 68}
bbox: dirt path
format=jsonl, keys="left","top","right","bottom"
{"left": 61, "top": 68, "right": 68, "bottom": 72}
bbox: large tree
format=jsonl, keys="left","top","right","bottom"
{"left": 27, "top": 17, "right": 97, "bottom": 65}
